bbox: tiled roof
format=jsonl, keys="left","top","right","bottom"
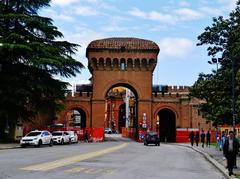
{"left": 87, "top": 37, "right": 159, "bottom": 50}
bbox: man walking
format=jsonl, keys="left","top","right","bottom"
{"left": 189, "top": 131, "right": 195, "bottom": 147}
{"left": 200, "top": 129, "right": 205, "bottom": 148}
{"left": 223, "top": 131, "right": 239, "bottom": 176}
{"left": 206, "top": 130, "right": 211, "bottom": 147}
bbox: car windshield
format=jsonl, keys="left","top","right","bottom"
{"left": 148, "top": 132, "right": 157, "bottom": 137}
{"left": 26, "top": 132, "right": 41, "bottom": 136}
{"left": 67, "top": 131, "right": 74, "bottom": 135}
{"left": 52, "top": 132, "right": 63, "bottom": 136}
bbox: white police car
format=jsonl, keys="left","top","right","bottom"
{"left": 20, "top": 130, "right": 53, "bottom": 148}
{"left": 52, "top": 131, "right": 70, "bottom": 144}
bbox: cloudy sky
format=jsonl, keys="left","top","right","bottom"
{"left": 41, "top": 0, "right": 237, "bottom": 86}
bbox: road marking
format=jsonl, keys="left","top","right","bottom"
{"left": 84, "top": 168, "right": 96, "bottom": 173}
{"left": 21, "top": 143, "right": 128, "bottom": 171}
{"left": 65, "top": 167, "right": 85, "bottom": 173}
{"left": 102, "top": 169, "right": 114, "bottom": 174}
{"left": 64, "top": 167, "right": 114, "bottom": 174}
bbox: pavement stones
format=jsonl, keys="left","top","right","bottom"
{"left": 0, "top": 143, "right": 20, "bottom": 150}
{"left": 174, "top": 143, "right": 239, "bottom": 179}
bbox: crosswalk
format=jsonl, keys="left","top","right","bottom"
{"left": 64, "top": 167, "right": 115, "bottom": 174}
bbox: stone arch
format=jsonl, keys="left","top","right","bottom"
{"left": 149, "top": 58, "right": 155, "bottom": 69}
{"left": 113, "top": 58, "right": 119, "bottom": 69}
{"left": 155, "top": 107, "right": 177, "bottom": 142}
{"left": 98, "top": 57, "right": 104, "bottom": 69}
{"left": 106, "top": 57, "right": 112, "bottom": 70}
{"left": 134, "top": 58, "right": 140, "bottom": 70}
{"left": 103, "top": 80, "right": 141, "bottom": 99}
{"left": 127, "top": 58, "right": 133, "bottom": 70}
{"left": 154, "top": 106, "right": 178, "bottom": 120}
{"left": 90, "top": 57, "right": 97, "bottom": 71}
{"left": 120, "top": 58, "right": 126, "bottom": 70}
{"left": 104, "top": 82, "right": 139, "bottom": 133}
{"left": 60, "top": 105, "right": 90, "bottom": 128}
{"left": 142, "top": 58, "right": 148, "bottom": 70}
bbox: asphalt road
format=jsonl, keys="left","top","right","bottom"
{"left": 0, "top": 140, "right": 225, "bottom": 179}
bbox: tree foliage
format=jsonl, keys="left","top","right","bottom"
{"left": 0, "top": 0, "right": 84, "bottom": 138}
{"left": 190, "top": 1, "right": 240, "bottom": 126}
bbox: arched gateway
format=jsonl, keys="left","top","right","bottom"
{"left": 87, "top": 38, "right": 159, "bottom": 137}
{"left": 56, "top": 37, "right": 212, "bottom": 141}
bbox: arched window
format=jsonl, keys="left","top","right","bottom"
{"left": 120, "top": 58, "right": 126, "bottom": 71}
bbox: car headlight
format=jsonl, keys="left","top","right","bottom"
{"left": 33, "top": 137, "right": 38, "bottom": 140}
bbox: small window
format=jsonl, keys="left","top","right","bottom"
{"left": 120, "top": 62, "right": 125, "bottom": 70}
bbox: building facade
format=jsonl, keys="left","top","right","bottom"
{"left": 56, "top": 37, "right": 211, "bottom": 142}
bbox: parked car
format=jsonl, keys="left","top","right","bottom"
{"left": 144, "top": 131, "right": 160, "bottom": 146}
{"left": 52, "top": 131, "right": 70, "bottom": 144}
{"left": 66, "top": 131, "right": 78, "bottom": 143}
{"left": 104, "top": 128, "right": 114, "bottom": 134}
{"left": 20, "top": 130, "right": 53, "bottom": 148}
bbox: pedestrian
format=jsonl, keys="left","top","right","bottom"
{"left": 233, "top": 131, "right": 239, "bottom": 169}
{"left": 206, "top": 130, "right": 211, "bottom": 147}
{"left": 189, "top": 131, "right": 195, "bottom": 146}
{"left": 195, "top": 131, "right": 200, "bottom": 146}
{"left": 200, "top": 129, "right": 205, "bottom": 148}
{"left": 85, "top": 130, "right": 89, "bottom": 143}
{"left": 216, "top": 131, "right": 220, "bottom": 149}
{"left": 220, "top": 131, "right": 225, "bottom": 151}
{"left": 223, "top": 131, "right": 239, "bottom": 176}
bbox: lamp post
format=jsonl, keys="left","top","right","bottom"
{"left": 208, "top": 58, "right": 222, "bottom": 71}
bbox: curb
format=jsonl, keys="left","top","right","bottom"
{"left": 172, "top": 144, "right": 237, "bottom": 179}
{"left": 0, "top": 145, "right": 20, "bottom": 150}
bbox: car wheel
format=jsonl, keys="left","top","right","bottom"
{"left": 21, "top": 144, "right": 25, "bottom": 148}
{"left": 49, "top": 140, "right": 53, "bottom": 147}
{"left": 61, "top": 139, "right": 64, "bottom": 145}
{"left": 37, "top": 140, "right": 42, "bottom": 147}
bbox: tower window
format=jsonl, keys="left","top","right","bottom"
{"left": 120, "top": 62, "right": 125, "bottom": 70}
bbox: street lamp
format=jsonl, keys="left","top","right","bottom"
{"left": 208, "top": 58, "right": 222, "bottom": 71}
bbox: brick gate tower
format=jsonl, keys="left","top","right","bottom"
{"left": 86, "top": 38, "right": 159, "bottom": 131}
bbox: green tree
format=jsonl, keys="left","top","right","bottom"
{"left": 190, "top": 1, "right": 240, "bottom": 126}
{"left": 0, "top": 0, "right": 83, "bottom": 140}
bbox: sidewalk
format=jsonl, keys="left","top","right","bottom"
{"left": 0, "top": 143, "right": 20, "bottom": 150}
{"left": 176, "top": 143, "right": 240, "bottom": 179}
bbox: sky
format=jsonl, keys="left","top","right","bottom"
{"left": 40, "top": 0, "right": 238, "bottom": 86}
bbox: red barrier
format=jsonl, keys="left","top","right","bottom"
{"left": 176, "top": 128, "right": 217, "bottom": 143}
{"left": 91, "top": 128, "right": 104, "bottom": 142}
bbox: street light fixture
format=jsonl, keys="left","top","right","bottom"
{"left": 208, "top": 58, "right": 222, "bottom": 71}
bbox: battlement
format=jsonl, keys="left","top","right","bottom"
{"left": 66, "top": 91, "right": 92, "bottom": 98}
{"left": 152, "top": 85, "right": 190, "bottom": 93}
{"left": 167, "top": 85, "right": 190, "bottom": 92}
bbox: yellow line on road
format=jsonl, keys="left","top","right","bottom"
{"left": 21, "top": 143, "right": 128, "bottom": 171}
{"left": 65, "top": 167, "right": 85, "bottom": 173}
